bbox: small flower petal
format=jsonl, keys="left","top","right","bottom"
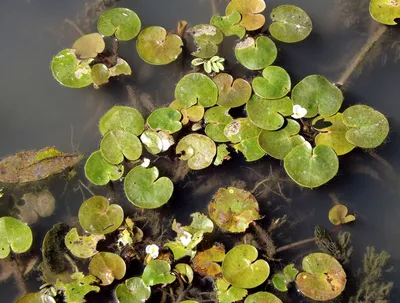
{"left": 179, "top": 231, "right": 192, "bottom": 247}
{"left": 291, "top": 104, "right": 307, "bottom": 119}
{"left": 145, "top": 244, "right": 159, "bottom": 259}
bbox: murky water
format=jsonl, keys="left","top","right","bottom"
{"left": 0, "top": 0, "right": 399, "bottom": 302}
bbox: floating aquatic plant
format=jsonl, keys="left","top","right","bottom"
{"left": 0, "top": 217, "right": 33, "bottom": 259}
{"left": 329, "top": 204, "right": 356, "bottom": 225}
{"left": 369, "top": 0, "right": 400, "bottom": 25}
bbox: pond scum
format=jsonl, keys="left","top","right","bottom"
{"left": 0, "top": 0, "right": 398, "bottom": 302}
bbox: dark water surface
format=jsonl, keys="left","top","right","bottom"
{"left": 0, "top": 0, "right": 399, "bottom": 302}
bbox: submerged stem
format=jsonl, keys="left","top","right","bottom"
{"left": 276, "top": 237, "right": 315, "bottom": 253}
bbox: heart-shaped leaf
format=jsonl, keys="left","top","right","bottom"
{"left": 97, "top": 8, "right": 141, "bottom": 41}
{"left": 269, "top": 5, "right": 313, "bottom": 43}
{"left": 272, "top": 273, "right": 289, "bottom": 292}
{"left": 165, "top": 241, "right": 196, "bottom": 260}
{"left": 370, "top": 0, "right": 400, "bottom": 25}
{"left": 147, "top": 108, "right": 182, "bottom": 134}
{"left": 136, "top": 26, "right": 183, "bottom": 65}
{"left": 18, "top": 190, "right": 55, "bottom": 225}
{"left": 210, "top": 12, "right": 246, "bottom": 38}
{"left": 208, "top": 187, "right": 262, "bottom": 233}
{"left": 72, "top": 33, "right": 105, "bottom": 59}
{"left": 313, "top": 113, "right": 355, "bottom": 155}
{"left": 213, "top": 73, "right": 252, "bottom": 108}
{"left": 328, "top": 204, "right": 356, "bottom": 225}
{"left": 252, "top": 66, "right": 291, "bottom": 99}
{"left": 342, "top": 105, "right": 389, "bottom": 148}
{"left": 140, "top": 130, "right": 174, "bottom": 154}
{"left": 142, "top": 260, "right": 176, "bottom": 286}
{"left": 175, "top": 263, "right": 194, "bottom": 283}
{"left": 175, "top": 73, "right": 218, "bottom": 108}
{"left": 189, "top": 24, "right": 223, "bottom": 59}
{"left": 296, "top": 253, "right": 346, "bottom": 301}
{"left": 78, "top": 196, "right": 124, "bottom": 234}
{"left": 56, "top": 272, "right": 100, "bottom": 303}
{"left": 284, "top": 264, "right": 299, "bottom": 281}
{"left": 284, "top": 142, "right": 339, "bottom": 188}
{"left": 99, "top": 106, "right": 145, "bottom": 136}
{"left": 226, "top": 0, "right": 266, "bottom": 31}
{"left": 124, "top": 166, "right": 174, "bottom": 209}
{"left": 292, "top": 75, "right": 343, "bottom": 118}
{"left": 84, "top": 151, "right": 124, "bottom": 186}
{"left": 115, "top": 277, "right": 151, "bottom": 303}
{"left": 222, "top": 244, "right": 270, "bottom": 288}
{"left": 0, "top": 217, "right": 33, "bottom": 259}
{"left": 214, "top": 144, "right": 231, "bottom": 166}
{"left": 192, "top": 244, "right": 226, "bottom": 277}
{"left": 247, "top": 95, "right": 293, "bottom": 131}
{"left": 91, "top": 63, "right": 110, "bottom": 87}
{"left": 16, "top": 292, "right": 56, "bottom": 303}
{"left": 51, "top": 49, "right": 93, "bottom": 88}
{"left": 216, "top": 278, "right": 248, "bottom": 303}
{"left": 89, "top": 252, "right": 126, "bottom": 285}
{"left": 258, "top": 119, "right": 305, "bottom": 160}
{"left": 245, "top": 292, "right": 283, "bottom": 303}
{"left": 235, "top": 36, "right": 277, "bottom": 70}
{"left": 170, "top": 101, "right": 205, "bottom": 125}
{"left": 224, "top": 118, "right": 265, "bottom": 161}
{"left": 176, "top": 134, "right": 217, "bottom": 170}
{"left": 100, "top": 130, "right": 142, "bottom": 164}
{"left": 205, "top": 106, "right": 233, "bottom": 142}
{"left": 65, "top": 228, "right": 104, "bottom": 259}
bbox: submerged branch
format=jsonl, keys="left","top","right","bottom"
{"left": 64, "top": 18, "right": 85, "bottom": 36}
{"left": 276, "top": 237, "right": 315, "bottom": 253}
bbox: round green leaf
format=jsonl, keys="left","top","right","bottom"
{"left": 252, "top": 66, "right": 291, "bottom": 99}
{"left": 175, "top": 263, "right": 194, "bottom": 283}
{"left": 89, "top": 252, "right": 126, "bottom": 285}
{"left": 370, "top": 0, "right": 400, "bottom": 25}
{"left": 65, "top": 228, "right": 104, "bottom": 258}
{"left": 283, "top": 264, "right": 299, "bottom": 281}
{"left": 124, "top": 166, "right": 173, "bottom": 209}
{"left": 78, "top": 196, "right": 124, "bottom": 235}
{"left": 136, "top": 26, "right": 183, "bottom": 65}
{"left": 224, "top": 118, "right": 265, "bottom": 161}
{"left": 115, "top": 277, "right": 151, "bottom": 303}
{"left": 222, "top": 244, "right": 270, "bottom": 289}
{"left": 204, "top": 106, "right": 233, "bottom": 142}
{"left": 235, "top": 36, "right": 277, "bottom": 70}
{"left": 245, "top": 292, "right": 283, "bottom": 303}
{"left": 216, "top": 278, "right": 248, "bottom": 303}
{"left": 189, "top": 24, "right": 223, "bottom": 59}
{"left": 328, "top": 204, "right": 356, "bottom": 225}
{"left": 284, "top": 142, "right": 339, "bottom": 188}
{"left": 91, "top": 63, "right": 110, "bottom": 87}
{"left": 140, "top": 130, "right": 174, "bottom": 154}
{"left": 342, "top": 105, "right": 389, "bottom": 149}
{"left": 51, "top": 49, "right": 93, "bottom": 88}
{"left": 208, "top": 187, "right": 262, "bottom": 233}
{"left": 175, "top": 73, "right": 218, "bottom": 108}
{"left": 84, "top": 151, "right": 124, "bottom": 186}
{"left": 213, "top": 73, "right": 252, "bottom": 108}
{"left": 16, "top": 292, "right": 56, "bottom": 303}
{"left": 99, "top": 106, "right": 145, "bottom": 136}
{"left": 0, "top": 217, "right": 33, "bottom": 259}
{"left": 226, "top": 0, "right": 266, "bottom": 31}
{"left": 247, "top": 95, "right": 293, "bottom": 131}
{"left": 109, "top": 58, "right": 132, "bottom": 77}
{"left": 176, "top": 134, "right": 217, "bottom": 170}
{"left": 210, "top": 12, "right": 246, "bottom": 38}
{"left": 313, "top": 113, "right": 355, "bottom": 155}
{"left": 72, "top": 33, "right": 105, "bottom": 59}
{"left": 100, "top": 130, "right": 142, "bottom": 164}
{"left": 291, "top": 75, "right": 343, "bottom": 118}
{"left": 258, "top": 119, "right": 305, "bottom": 160}
{"left": 97, "top": 8, "right": 141, "bottom": 41}
{"left": 169, "top": 101, "right": 205, "bottom": 125}
{"left": 272, "top": 274, "right": 288, "bottom": 292}
{"left": 147, "top": 108, "right": 182, "bottom": 134}
{"left": 296, "top": 253, "right": 346, "bottom": 301}
{"left": 269, "top": 5, "right": 313, "bottom": 43}
{"left": 142, "top": 260, "right": 176, "bottom": 286}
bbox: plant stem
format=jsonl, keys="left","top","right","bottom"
{"left": 275, "top": 237, "right": 315, "bottom": 253}
{"left": 64, "top": 18, "right": 85, "bottom": 36}
{"left": 210, "top": 0, "right": 217, "bottom": 14}
{"left": 111, "top": 38, "right": 119, "bottom": 65}
{"left": 337, "top": 25, "right": 387, "bottom": 87}
{"left": 329, "top": 192, "right": 340, "bottom": 205}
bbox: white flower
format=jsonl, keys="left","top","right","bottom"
{"left": 291, "top": 105, "right": 307, "bottom": 119}
{"left": 145, "top": 244, "right": 159, "bottom": 259}
{"left": 179, "top": 231, "right": 192, "bottom": 247}
{"left": 141, "top": 158, "right": 150, "bottom": 168}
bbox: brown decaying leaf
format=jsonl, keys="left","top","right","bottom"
{"left": 192, "top": 243, "right": 225, "bottom": 277}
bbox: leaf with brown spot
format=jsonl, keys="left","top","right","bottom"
{"left": 192, "top": 244, "right": 225, "bottom": 277}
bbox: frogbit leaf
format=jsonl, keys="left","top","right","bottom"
{"left": 210, "top": 12, "right": 246, "bottom": 38}
{"left": 78, "top": 196, "right": 124, "bottom": 235}
{"left": 192, "top": 244, "right": 226, "bottom": 277}
{"left": 284, "top": 142, "right": 339, "bottom": 188}
{"left": 99, "top": 106, "right": 145, "bottom": 136}
{"left": 18, "top": 190, "right": 56, "bottom": 225}
{"left": 165, "top": 241, "right": 196, "bottom": 260}
{"left": 55, "top": 272, "right": 100, "bottom": 303}
{"left": 100, "top": 130, "right": 142, "bottom": 164}
{"left": 222, "top": 244, "right": 270, "bottom": 289}
{"left": 216, "top": 278, "right": 248, "bottom": 303}
{"left": 369, "top": 0, "right": 400, "bottom": 25}
{"left": 65, "top": 228, "right": 104, "bottom": 259}
{"left": 205, "top": 106, "right": 233, "bottom": 142}
{"left": 174, "top": 263, "right": 194, "bottom": 283}
{"left": 169, "top": 101, "right": 205, "bottom": 125}
{"left": 72, "top": 33, "right": 105, "bottom": 59}
{"left": 283, "top": 264, "right": 299, "bottom": 281}
{"left": 89, "top": 252, "right": 126, "bottom": 285}
{"left": 16, "top": 292, "right": 56, "bottom": 303}
{"left": 189, "top": 24, "right": 223, "bottom": 59}
{"left": 176, "top": 134, "right": 217, "bottom": 170}
{"left": 115, "top": 277, "right": 151, "bottom": 303}
{"left": 124, "top": 166, "right": 174, "bottom": 209}
{"left": 140, "top": 130, "right": 174, "bottom": 154}
{"left": 208, "top": 187, "right": 262, "bottom": 233}
{"left": 91, "top": 63, "right": 110, "bottom": 87}
{"left": 272, "top": 274, "right": 288, "bottom": 292}
{"left": 0, "top": 217, "right": 33, "bottom": 259}
{"left": 97, "top": 8, "right": 141, "bottom": 41}
{"left": 235, "top": 37, "right": 277, "bottom": 70}
{"left": 147, "top": 108, "right": 182, "bottom": 134}
{"left": 213, "top": 73, "right": 252, "bottom": 108}
{"left": 226, "top": 0, "right": 266, "bottom": 31}
{"left": 252, "top": 66, "right": 291, "bottom": 99}
{"left": 142, "top": 260, "right": 176, "bottom": 286}
{"left": 214, "top": 144, "right": 231, "bottom": 166}
{"left": 84, "top": 151, "right": 124, "bottom": 186}
{"left": 244, "top": 292, "right": 283, "bottom": 303}
{"left": 269, "top": 5, "right": 313, "bottom": 43}
{"left": 329, "top": 204, "right": 356, "bottom": 225}
{"left": 136, "top": 26, "right": 183, "bottom": 65}
{"left": 292, "top": 75, "right": 343, "bottom": 118}
{"left": 109, "top": 58, "right": 132, "bottom": 76}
